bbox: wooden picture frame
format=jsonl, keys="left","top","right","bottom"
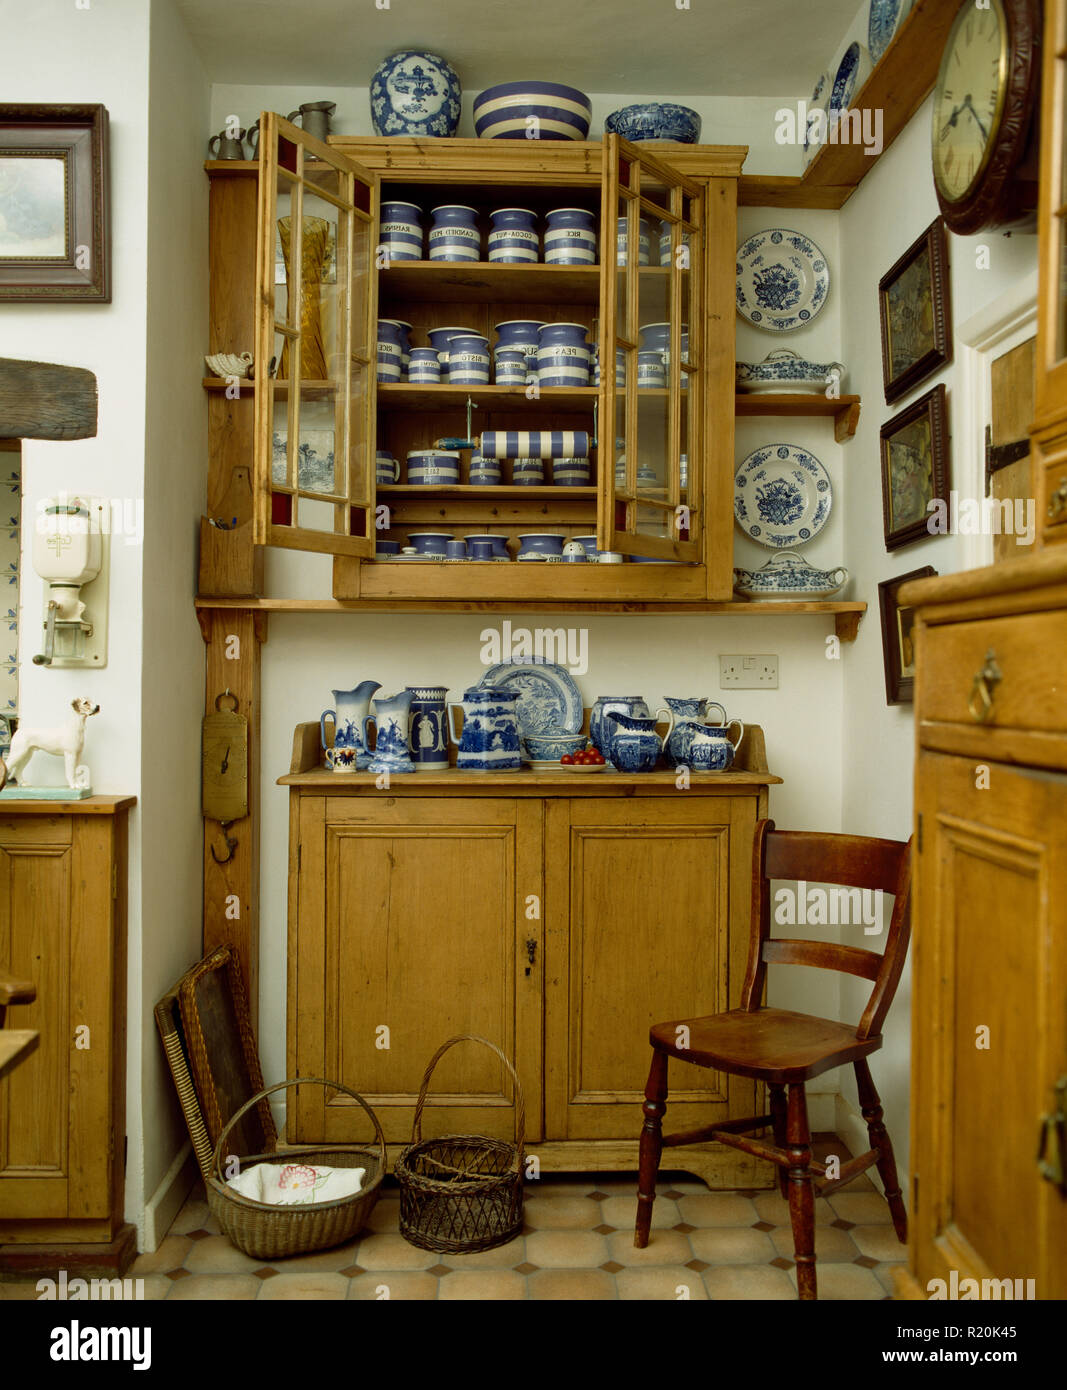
{"left": 878, "top": 217, "right": 951, "bottom": 405}
{"left": 878, "top": 567, "right": 936, "bottom": 705}
{"left": 0, "top": 104, "right": 110, "bottom": 302}
{"left": 880, "top": 383, "right": 951, "bottom": 551}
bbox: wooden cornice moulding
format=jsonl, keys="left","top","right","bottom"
{"left": 0, "top": 356, "right": 98, "bottom": 440}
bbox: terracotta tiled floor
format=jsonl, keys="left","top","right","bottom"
{"left": 0, "top": 1136, "right": 906, "bottom": 1301}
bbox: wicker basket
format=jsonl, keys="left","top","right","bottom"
{"left": 207, "top": 1078, "right": 386, "bottom": 1261}
{"left": 395, "top": 1034, "right": 525, "bottom": 1254}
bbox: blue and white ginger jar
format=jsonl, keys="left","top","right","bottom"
{"left": 371, "top": 51, "right": 461, "bottom": 137}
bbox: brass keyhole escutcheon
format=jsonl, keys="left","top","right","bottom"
{"left": 968, "top": 649, "right": 1002, "bottom": 724}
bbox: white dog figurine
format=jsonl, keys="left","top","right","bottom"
{"left": 4, "top": 698, "right": 99, "bottom": 790}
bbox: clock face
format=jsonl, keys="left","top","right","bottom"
{"left": 932, "top": 0, "right": 1008, "bottom": 203}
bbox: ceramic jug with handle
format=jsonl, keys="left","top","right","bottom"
{"left": 688, "top": 717, "right": 745, "bottom": 772}
{"left": 363, "top": 691, "right": 416, "bottom": 774}
{"left": 605, "top": 711, "right": 670, "bottom": 772}
{"left": 589, "top": 695, "right": 672, "bottom": 762}
{"left": 663, "top": 697, "right": 728, "bottom": 768}
{"left": 447, "top": 687, "right": 522, "bottom": 770}
{"left": 320, "top": 680, "right": 381, "bottom": 770}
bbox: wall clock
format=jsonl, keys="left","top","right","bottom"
{"left": 931, "top": 0, "right": 1041, "bottom": 235}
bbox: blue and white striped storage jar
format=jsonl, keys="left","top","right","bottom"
{"left": 536, "top": 322, "right": 590, "bottom": 387}
{"left": 378, "top": 201, "right": 423, "bottom": 262}
{"left": 637, "top": 351, "right": 666, "bottom": 389}
{"left": 473, "top": 81, "right": 592, "bottom": 141}
{"left": 494, "top": 320, "right": 543, "bottom": 378}
{"left": 427, "top": 324, "right": 479, "bottom": 380}
{"left": 551, "top": 457, "right": 591, "bottom": 487}
{"left": 489, "top": 208, "right": 540, "bottom": 263}
{"left": 407, "top": 347, "right": 441, "bottom": 384}
{"left": 544, "top": 208, "right": 597, "bottom": 265}
{"left": 377, "top": 320, "right": 405, "bottom": 383}
{"left": 447, "top": 333, "right": 490, "bottom": 386}
{"left": 659, "top": 223, "right": 691, "bottom": 267}
{"left": 407, "top": 450, "right": 461, "bottom": 485}
{"left": 617, "top": 216, "right": 651, "bottom": 266}
{"left": 429, "top": 204, "right": 481, "bottom": 262}
{"left": 380, "top": 318, "right": 413, "bottom": 368}
{"left": 511, "top": 458, "right": 545, "bottom": 486}
{"left": 494, "top": 349, "right": 529, "bottom": 386}
{"left": 469, "top": 451, "right": 502, "bottom": 485}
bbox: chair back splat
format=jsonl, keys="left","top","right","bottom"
{"left": 739, "top": 820, "right": 913, "bottom": 1040}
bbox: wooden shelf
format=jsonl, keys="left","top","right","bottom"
{"left": 740, "top": 0, "right": 960, "bottom": 209}
{"left": 378, "top": 260, "right": 603, "bottom": 303}
{"left": 377, "top": 383, "right": 599, "bottom": 413}
{"left": 195, "top": 593, "right": 866, "bottom": 639}
{"left": 735, "top": 392, "right": 861, "bottom": 442}
{"left": 379, "top": 484, "right": 596, "bottom": 499}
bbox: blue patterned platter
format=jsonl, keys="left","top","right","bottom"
{"left": 868, "top": 0, "right": 913, "bottom": 65}
{"left": 475, "top": 657, "right": 583, "bottom": 736}
{"left": 734, "top": 444, "right": 833, "bottom": 549}
{"left": 736, "top": 229, "right": 830, "bottom": 332}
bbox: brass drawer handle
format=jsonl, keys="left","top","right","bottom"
{"left": 1037, "top": 1077, "right": 1067, "bottom": 1195}
{"left": 1048, "top": 477, "right": 1067, "bottom": 522}
{"left": 968, "top": 649, "right": 1002, "bottom": 724}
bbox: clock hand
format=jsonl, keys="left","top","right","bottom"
{"left": 962, "top": 96, "right": 989, "bottom": 143}
{"left": 940, "top": 103, "right": 964, "bottom": 141}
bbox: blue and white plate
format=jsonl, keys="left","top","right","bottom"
{"left": 829, "top": 41, "right": 873, "bottom": 115}
{"left": 475, "top": 657, "right": 583, "bottom": 735}
{"left": 868, "top": 0, "right": 913, "bottom": 64}
{"left": 803, "top": 71, "right": 832, "bottom": 167}
{"left": 734, "top": 443, "right": 833, "bottom": 549}
{"left": 736, "top": 229, "right": 830, "bottom": 332}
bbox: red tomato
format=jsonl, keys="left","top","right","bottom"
{"left": 560, "top": 754, "right": 574, "bottom": 765}
{"left": 590, "top": 751, "right": 605, "bottom": 765}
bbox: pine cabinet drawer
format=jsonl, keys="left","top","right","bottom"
{"left": 918, "top": 610, "right": 1067, "bottom": 760}
{"left": 1036, "top": 423, "right": 1067, "bottom": 544}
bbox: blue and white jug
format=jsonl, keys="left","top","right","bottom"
{"left": 448, "top": 687, "right": 522, "bottom": 770}
{"left": 320, "top": 680, "right": 381, "bottom": 771}
{"left": 662, "top": 697, "right": 728, "bottom": 768}
{"left": 364, "top": 690, "right": 416, "bottom": 774}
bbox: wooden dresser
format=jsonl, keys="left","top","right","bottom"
{"left": 280, "top": 723, "right": 779, "bottom": 1187}
{"left": 0, "top": 797, "right": 135, "bottom": 1277}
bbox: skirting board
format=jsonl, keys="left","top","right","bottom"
{"left": 141, "top": 1141, "right": 198, "bottom": 1254}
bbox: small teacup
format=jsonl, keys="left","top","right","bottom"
{"left": 325, "top": 745, "right": 358, "bottom": 773}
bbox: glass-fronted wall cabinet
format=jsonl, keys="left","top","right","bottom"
{"left": 225, "top": 115, "right": 744, "bottom": 601}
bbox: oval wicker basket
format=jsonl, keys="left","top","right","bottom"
{"left": 395, "top": 1034, "right": 525, "bottom": 1254}
{"left": 207, "top": 1078, "right": 386, "bottom": 1261}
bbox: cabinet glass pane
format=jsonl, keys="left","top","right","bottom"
{"left": 1059, "top": 54, "right": 1067, "bottom": 362}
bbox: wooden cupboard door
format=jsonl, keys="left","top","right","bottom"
{"left": 289, "top": 796, "right": 541, "bottom": 1146}
{"left": 544, "top": 796, "right": 757, "bottom": 1146}
{"left": 253, "top": 111, "right": 379, "bottom": 557}
{"left": 914, "top": 753, "right": 1067, "bottom": 1299}
{"left": 0, "top": 816, "right": 119, "bottom": 1227}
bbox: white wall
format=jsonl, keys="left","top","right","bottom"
{"left": 837, "top": 96, "right": 1038, "bottom": 1173}
{"left": 140, "top": 0, "right": 210, "bottom": 1227}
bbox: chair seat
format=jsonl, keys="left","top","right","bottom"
{"left": 650, "top": 1008, "right": 882, "bottom": 1084}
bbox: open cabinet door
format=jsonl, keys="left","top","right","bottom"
{"left": 599, "top": 134, "right": 705, "bottom": 563}
{"left": 253, "top": 112, "right": 379, "bottom": 556}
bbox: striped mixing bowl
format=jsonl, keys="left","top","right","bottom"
{"left": 473, "top": 81, "right": 592, "bottom": 141}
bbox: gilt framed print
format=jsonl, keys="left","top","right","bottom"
{"left": 880, "top": 384, "right": 950, "bottom": 551}
{"left": 878, "top": 567, "right": 936, "bottom": 705}
{"left": 878, "top": 217, "right": 951, "bottom": 405}
{"left": 0, "top": 104, "right": 110, "bottom": 302}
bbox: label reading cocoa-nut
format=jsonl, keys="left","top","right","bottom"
{"left": 489, "top": 229, "right": 538, "bottom": 244}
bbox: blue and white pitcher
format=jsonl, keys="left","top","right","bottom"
{"left": 447, "top": 687, "right": 522, "bottom": 770}
{"left": 320, "top": 680, "right": 381, "bottom": 770}
{"left": 363, "top": 690, "right": 416, "bottom": 774}
{"left": 663, "top": 697, "right": 728, "bottom": 768}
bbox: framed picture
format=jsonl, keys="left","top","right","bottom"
{"left": 878, "top": 217, "right": 951, "bottom": 405}
{"left": 0, "top": 104, "right": 110, "bottom": 302}
{"left": 880, "top": 383, "right": 951, "bottom": 551}
{"left": 878, "top": 567, "right": 936, "bottom": 705}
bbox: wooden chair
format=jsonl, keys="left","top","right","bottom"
{"left": 633, "top": 819, "right": 912, "bottom": 1300}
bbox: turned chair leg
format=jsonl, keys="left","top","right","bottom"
{"left": 769, "top": 1083, "right": 789, "bottom": 1199}
{"left": 854, "top": 1058, "right": 907, "bottom": 1243}
{"left": 634, "top": 1048, "right": 669, "bottom": 1248}
{"left": 786, "top": 1082, "right": 817, "bottom": 1300}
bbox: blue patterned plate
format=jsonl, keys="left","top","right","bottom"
{"left": 868, "top": 0, "right": 913, "bottom": 64}
{"left": 475, "top": 657, "right": 583, "bottom": 735}
{"left": 736, "top": 229, "right": 830, "bottom": 332}
{"left": 734, "top": 444, "right": 833, "bottom": 549}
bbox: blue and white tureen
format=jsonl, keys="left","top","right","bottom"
{"left": 371, "top": 51, "right": 461, "bottom": 137}
{"left": 734, "top": 550, "right": 848, "bottom": 600}
{"left": 736, "top": 349, "right": 845, "bottom": 394}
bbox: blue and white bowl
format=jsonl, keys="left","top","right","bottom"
{"left": 517, "top": 532, "right": 564, "bottom": 558}
{"left": 370, "top": 51, "right": 461, "bottom": 138}
{"left": 473, "top": 81, "right": 592, "bottom": 141}
{"left": 604, "top": 103, "right": 701, "bottom": 144}
{"left": 408, "top": 531, "right": 452, "bottom": 556}
{"left": 522, "top": 731, "right": 586, "bottom": 761}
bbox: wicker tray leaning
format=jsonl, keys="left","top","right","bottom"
{"left": 395, "top": 1034, "right": 525, "bottom": 1254}
{"left": 207, "top": 1078, "right": 386, "bottom": 1261}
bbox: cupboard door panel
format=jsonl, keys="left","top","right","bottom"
{"left": 914, "top": 753, "right": 1067, "bottom": 1299}
{"left": 291, "top": 798, "right": 541, "bottom": 1145}
{"left": 546, "top": 797, "right": 756, "bottom": 1142}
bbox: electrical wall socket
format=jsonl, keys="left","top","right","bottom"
{"left": 720, "top": 654, "right": 779, "bottom": 689}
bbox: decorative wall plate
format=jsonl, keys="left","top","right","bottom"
{"left": 475, "top": 658, "right": 583, "bottom": 735}
{"left": 736, "top": 229, "right": 830, "bottom": 332}
{"left": 868, "top": 0, "right": 913, "bottom": 64}
{"left": 829, "top": 41, "right": 873, "bottom": 114}
{"left": 734, "top": 443, "right": 833, "bottom": 548}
